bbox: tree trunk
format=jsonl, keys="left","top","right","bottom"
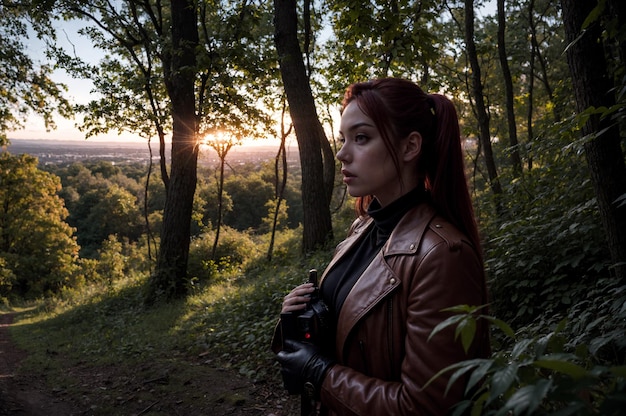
{"left": 529, "top": 0, "right": 562, "bottom": 124}
{"left": 497, "top": 0, "right": 522, "bottom": 177}
{"left": 268, "top": 107, "right": 292, "bottom": 262}
{"left": 526, "top": 0, "right": 536, "bottom": 172}
{"left": 211, "top": 141, "right": 234, "bottom": 260}
{"left": 561, "top": 0, "right": 626, "bottom": 280}
{"left": 274, "top": 0, "right": 333, "bottom": 252}
{"left": 464, "top": 0, "right": 503, "bottom": 198}
{"left": 146, "top": 0, "right": 199, "bottom": 302}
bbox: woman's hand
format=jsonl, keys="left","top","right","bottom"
{"left": 281, "top": 283, "right": 315, "bottom": 313}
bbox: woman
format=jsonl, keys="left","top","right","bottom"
{"left": 274, "top": 78, "right": 490, "bottom": 415}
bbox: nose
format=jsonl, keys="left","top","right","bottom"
{"left": 336, "top": 142, "right": 348, "bottom": 163}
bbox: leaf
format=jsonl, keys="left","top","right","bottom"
{"left": 470, "top": 390, "right": 490, "bottom": 416}
{"left": 503, "top": 379, "right": 552, "bottom": 415}
{"left": 465, "top": 359, "right": 492, "bottom": 394}
{"left": 484, "top": 316, "right": 516, "bottom": 338}
{"left": 428, "top": 314, "right": 465, "bottom": 342}
{"left": 511, "top": 338, "right": 534, "bottom": 360}
{"left": 456, "top": 316, "right": 477, "bottom": 354}
{"left": 609, "top": 365, "right": 626, "bottom": 377}
{"left": 533, "top": 359, "right": 588, "bottom": 380}
{"left": 490, "top": 363, "right": 518, "bottom": 401}
{"left": 423, "top": 358, "right": 487, "bottom": 391}
{"left": 581, "top": 1, "right": 605, "bottom": 30}
{"left": 445, "top": 364, "right": 479, "bottom": 397}
{"left": 449, "top": 400, "right": 472, "bottom": 416}
{"left": 441, "top": 304, "right": 474, "bottom": 314}
{"left": 441, "top": 304, "right": 487, "bottom": 314}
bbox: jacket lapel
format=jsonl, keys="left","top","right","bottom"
{"left": 335, "top": 251, "right": 400, "bottom": 359}
{"left": 330, "top": 203, "right": 437, "bottom": 360}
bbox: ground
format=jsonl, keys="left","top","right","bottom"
{"left": 0, "top": 313, "right": 299, "bottom": 416}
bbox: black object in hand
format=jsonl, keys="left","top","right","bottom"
{"left": 279, "top": 269, "right": 330, "bottom": 395}
{"left": 277, "top": 339, "right": 334, "bottom": 398}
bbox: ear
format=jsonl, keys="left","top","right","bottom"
{"left": 403, "top": 132, "right": 422, "bottom": 162}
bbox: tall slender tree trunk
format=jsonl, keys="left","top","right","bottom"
{"left": 146, "top": 0, "right": 199, "bottom": 302}
{"left": 529, "top": 0, "right": 562, "bottom": 124}
{"left": 274, "top": 0, "right": 333, "bottom": 252}
{"left": 211, "top": 141, "right": 234, "bottom": 260}
{"left": 497, "top": 0, "right": 522, "bottom": 177}
{"left": 526, "top": 0, "right": 536, "bottom": 172}
{"left": 561, "top": 0, "right": 626, "bottom": 280}
{"left": 268, "top": 106, "right": 292, "bottom": 262}
{"left": 465, "top": 0, "right": 503, "bottom": 199}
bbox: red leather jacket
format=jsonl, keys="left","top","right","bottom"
{"left": 276, "top": 202, "right": 490, "bottom": 415}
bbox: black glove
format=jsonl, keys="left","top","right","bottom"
{"left": 276, "top": 339, "right": 334, "bottom": 397}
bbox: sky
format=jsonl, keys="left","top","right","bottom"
{"left": 8, "top": 2, "right": 496, "bottom": 145}
{"left": 8, "top": 19, "right": 140, "bottom": 143}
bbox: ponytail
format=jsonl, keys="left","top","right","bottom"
{"left": 426, "top": 94, "right": 482, "bottom": 260}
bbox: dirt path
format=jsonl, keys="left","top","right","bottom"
{"left": 0, "top": 313, "right": 81, "bottom": 415}
{"left": 0, "top": 312, "right": 299, "bottom": 415}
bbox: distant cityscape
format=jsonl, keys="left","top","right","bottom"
{"left": 4, "top": 138, "right": 300, "bottom": 168}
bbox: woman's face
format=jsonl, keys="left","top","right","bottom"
{"left": 337, "top": 101, "right": 407, "bottom": 207}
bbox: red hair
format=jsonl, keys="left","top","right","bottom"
{"left": 342, "top": 78, "right": 482, "bottom": 257}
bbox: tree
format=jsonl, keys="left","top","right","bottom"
{"left": 0, "top": 153, "right": 79, "bottom": 297}
{"left": 497, "top": 0, "right": 522, "bottom": 176}
{"left": 80, "top": 185, "right": 143, "bottom": 257}
{"left": 146, "top": 0, "right": 199, "bottom": 301}
{"left": 205, "top": 132, "right": 238, "bottom": 259}
{"left": 50, "top": 0, "right": 277, "bottom": 301}
{"left": 0, "top": 2, "right": 71, "bottom": 144}
{"left": 274, "top": 0, "right": 333, "bottom": 251}
{"left": 560, "top": 0, "right": 626, "bottom": 280}
{"left": 267, "top": 104, "right": 292, "bottom": 261}
{"left": 464, "top": 0, "right": 502, "bottom": 201}
{"left": 224, "top": 172, "right": 274, "bottom": 231}
{"left": 321, "top": 0, "right": 442, "bottom": 88}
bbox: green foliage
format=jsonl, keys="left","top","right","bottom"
{"left": 52, "top": 0, "right": 278, "bottom": 144}
{"left": 187, "top": 226, "right": 260, "bottom": 282}
{"left": 223, "top": 170, "right": 275, "bottom": 231}
{"left": 261, "top": 197, "right": 289, "bottom": 234}
{"left": 189, "top": 245, "right": 333, "bottom": 380}
{"left": 97, "top": 235, "right": 150, "bottom": 283}
{"left": 49, "top": 162, "right": 148, "bottom": 257}
{"left": 0, "top": 153, "right": 79, "bottom": 298}
{"left": 482, "top": 115, "right": 609, "bottom": 325}
{"left": 0, "top": 3, "right": 72, "bottom": 143}
{"left": 431, "top": 288, "right": 626, "bottom": 416}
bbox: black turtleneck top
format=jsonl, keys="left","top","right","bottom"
{"left": 320, "top": 186, "right": 427, "bottom": 321}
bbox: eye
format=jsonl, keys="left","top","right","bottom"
{"left": 354, "top": 133, "right": 368, "bottom": 144}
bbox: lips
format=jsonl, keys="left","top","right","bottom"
{"left": 341, "top": 169, "right": 355, "bottom": 183}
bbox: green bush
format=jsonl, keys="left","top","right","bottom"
{"left": 187, "top": 226, "right": 261, "bottom": 282}
{"left": 433, "top": 281, "right": 626, "bottom": 416}
{"left": 482, "top": 121, "right": 610, "bottom": 326}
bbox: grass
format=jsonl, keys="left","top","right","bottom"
{"left": 5, "top": 237, "right": 335, "bottom": 414}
